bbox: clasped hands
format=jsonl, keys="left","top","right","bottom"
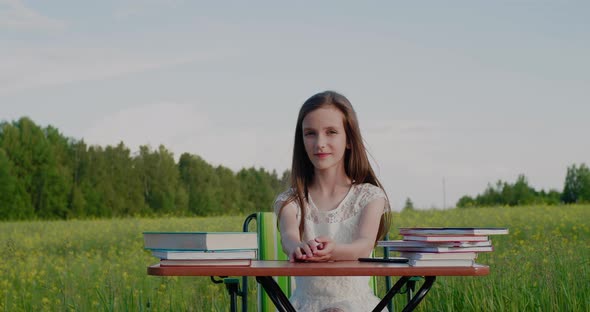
{"left": 290, "top": 236, "right": 335, "bottom": 262}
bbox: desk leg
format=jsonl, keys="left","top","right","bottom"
{"left": 401, "top": 276, "right": 435, "bottom": 312}
{"left": 255, "top": 276, "right": 296, "bottom": 312}
{"left": 373, "top": 276, "right": 436, "bottom": 312}
{"left": 372, "top": 276, "right": 410, "bottom": 312}
{"left": 226, "top": 282, "right": 238, "bottom": 312}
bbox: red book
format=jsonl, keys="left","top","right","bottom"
{"left": 402, "top": 235, "right": 489, "bottom": 242}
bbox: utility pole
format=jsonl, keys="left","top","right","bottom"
{"left": 442, "top": 177, "right": 447, "bottom": 209}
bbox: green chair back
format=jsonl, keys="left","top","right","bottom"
{"left": 256, "top": 212, "right": 292, "bottom": 312}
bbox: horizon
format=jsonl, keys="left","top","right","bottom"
{"left": 1, "top": 114, "right": 576, "bottom": 210}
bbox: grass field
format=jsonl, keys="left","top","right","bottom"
{"left": 1, "top": 205, "right": 589, "bottom": 311}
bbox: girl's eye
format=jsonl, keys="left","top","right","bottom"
{"left": 327, "top": 130, "right": 337, "bottom": 135}
{"left": 304, "top": 132, "right": 315, "bottom": 137}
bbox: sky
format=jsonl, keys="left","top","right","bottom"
{"left": 1, "top": 1, "right": 589, "bottom": 210}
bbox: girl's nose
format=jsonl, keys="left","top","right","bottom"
{"left": 317, "top": 136, "right": 326, "bottom": 149}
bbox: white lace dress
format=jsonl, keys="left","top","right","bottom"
{"left": 274, "top": 183, "right": 389, "bottom": 312}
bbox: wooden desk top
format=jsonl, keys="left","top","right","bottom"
{"left": 148, "top": 260, "right": 490, "bottom": 277}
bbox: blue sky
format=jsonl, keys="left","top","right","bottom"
{"left": 1, "top": 1, "right": 589, "bottom": 210}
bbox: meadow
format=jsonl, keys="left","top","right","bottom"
{"left": 1, "top": 205, "right": 588, "bottom": 311}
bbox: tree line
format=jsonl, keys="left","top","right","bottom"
{"left": 456, "top": 164, "right": 590, "bottom": 208}
{"left": 1, "top": 117, "right": 588, "bottom": 220}
{"left": 0, "top": 117, "right": 288, "bottom": 220}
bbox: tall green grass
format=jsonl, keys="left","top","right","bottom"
{"left": 0, "top": 205, "right": 588, "bottom": 311}
{"left": 389, "top": 205, "right": 589, "bottom": 311}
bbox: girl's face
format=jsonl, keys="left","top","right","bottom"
{"left": 301, "top": 106, "right": 349, "bottom": 172}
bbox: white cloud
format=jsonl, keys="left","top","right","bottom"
{"left": 82, "top": 101, "right": 293, "bottom": 174}
{"left": 0, "top": 0, "right": 66, "bottom": 30}
{"left": 192, "top": 128, "right": 292, "bottom": 174}
{"left": 0, "top": 46, "right": 213, "bottom": 95}
{"left": 83, "top": 102, "right": 210, "bottom": 156}
{"left": 112, "top": 0, "right": 186, "bottom": 19}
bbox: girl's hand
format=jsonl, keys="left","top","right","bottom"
{"left": 301, "top": 236, "right": 335, "bottom": 262}
{"left": 290, "top": 239, "right": 322, "bottom": 262}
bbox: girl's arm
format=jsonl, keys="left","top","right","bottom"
{"left": 311, "top": 197, "right": 386, "bottom": 261}
{"left": 277, "top": 201, "right": 321, "bottom": 261}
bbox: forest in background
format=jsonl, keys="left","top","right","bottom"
{"left": 0, "top": 117, "right": 288, "bottom": 220}
{"left": 454, "top": 162, "right": 590, "bottom": 208}
{"left": 0, "top": 117, "right": 588, "bottom": 220}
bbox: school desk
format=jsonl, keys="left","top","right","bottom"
{"left": 148, "top": 260, "right": 490, "bottom": 312}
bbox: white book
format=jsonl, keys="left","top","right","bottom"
{"left": 399, "top": 227, "right": 508, "bottom": 236}
{"left": 379, "top": 240, "right": 491, "bottom": 248}
{"left": 143, "top": 232, "right": 258, "bottom": 250}
{"left": 386, "top": 246, "right": 493, "bottom": 253}
{"left": 152, "top": 249, "right": 257, "bottom": 260}
{"left": 160, "top": 259, "right": 252, "bottom": 266}
{"left": 408, "top": 259, "right": 475, "bottom": 267}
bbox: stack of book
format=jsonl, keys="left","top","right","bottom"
{"left": 143, "top": 231, "right": 258, "bottom": 266}
{"left": 378, "top": 227, "right": 508, "bottom": 267}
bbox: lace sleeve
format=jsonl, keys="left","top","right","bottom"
{"left": 273, "top": 189, "right": 295, "bottom": 216}
{"left": 358, "top": 184, "right": 389, "bottom": 214}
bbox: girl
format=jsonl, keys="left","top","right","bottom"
{"left": 274, "top": 91, "right": 392, "bottom": 312}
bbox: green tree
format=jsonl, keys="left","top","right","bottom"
{"left": 68, "top": 140, "right": 89, "bottom": 217}
{"left": 215, "top": 165, "right": 243, "bottom": 214}
{"left": 237, "top": 167, "right": 277, "bottom": 213}
{"left": 81, "top": 143, "right": 146, "bottom": 217}
{"left": 135, "top": 145, "right": 184, "bottom": 214}
{"left": 0, "top": 118, "right": 70, "bottom": 218}
{"left": 104, "top": 142, "right": 146, "bottom": 216}
{"left": 0, "top": 149, "right": 33, "bottom": 219}
{"left": 280, "top": 170, "right": 291, "bottom": 190}
{"left": 539, "top": 189, "right": 561, "bottom": 205}
{"left": 504, "top": 174, "right": 536, "bottom": 206}
{"left": 562, "top": 163, "right": 590, "bottom": 203}
{"left": 81, "top": 145, "right": 109, "bottom": 216}
{"left": 456, "top": 195, "right": 475, "bottom": 208}
{"left": 403, "top": 197, "right": 415, "bottom": 211}
{"left": 178, "top": 153, "right": 221, "bottom": 215}
{"left": 476, "top": 181, "right": 504, "bottom": 206}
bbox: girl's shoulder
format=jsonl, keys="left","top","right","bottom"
{"left": 273, "top": 188, "right": 299, "bottom": 215}
{"left": 274, "top": 188, "right": 295, "bottom": 204}
{"left": 352, "top": 183, "right": 388, "bottom": 208}
{"left": 354, "top": 183, "right": 385, "bottom": 196}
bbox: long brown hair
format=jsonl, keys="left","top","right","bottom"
{"left": 280, "top": 90, "right": 392, "bottom": 244}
